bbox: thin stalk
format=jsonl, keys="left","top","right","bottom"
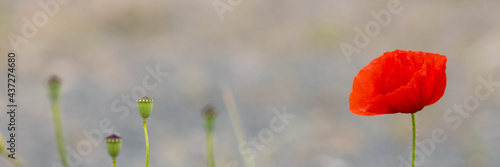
{"left": 52, "top": 100, "right": 69, "bottom": 167}
{"left": 0, "top": 150, "right": 25, "bottom": 167}
{"left": 221, "top": 87, "right": 256, "bottom": 167}
{"left": 206, "top": 131, "right": 215, "bottom": 167}
{"left": 411, "top": 113, "right": 416, "bottom": 167}
{"left": 143, "top": 118, "right": 150, "bottom": 167}
{"left": 113, "top": 157, "right": 116, "bottom": 167}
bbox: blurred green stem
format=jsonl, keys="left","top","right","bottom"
{"left": 0, "top": 150, "right": 25, "bottom": 167}
{"left": 411, "top": 113, "right": 416, "bottom": 167}
{"left": 143, "top": 118, "right": 149, "bottom": 167}
{"left": 52, "top": 100, "right": 69, "bottom": 167}
{"left": 206, "top": 129, "right": 215, "bottom": 167}
{"left": 113, "top": 157, "right": 116, "bottom": 167}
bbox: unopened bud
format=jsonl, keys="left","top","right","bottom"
{"left": 48, "top": 76, "right": 61, "bottom": 101}
{"left": 106, "top": 134, "right": 122, "bottom": 158}
{"left": 137, "top": 96, "right": 153, "bottom": 119}
{"left": 203, "top": 105, "right": 217, "bottom": 132}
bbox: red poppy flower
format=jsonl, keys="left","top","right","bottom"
{"left": 349, "top": 49, "right": 447, "bottom": 116}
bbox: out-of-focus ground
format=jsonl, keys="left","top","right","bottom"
{"left": 1, "top": 0, "right": 500, "bottom": 166}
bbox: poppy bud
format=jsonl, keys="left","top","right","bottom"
{"left": 203, "top": 106, "right": 217, "bottom": 132}
{"left": 137, "top": 96, "right": 153, "bottom": 119}
{"left": 202, "top": 105, "right": 217, "bottom": 167}
{"left": 106, "top": 134, "right": 122, "bottom": 158}
{"left": 48, "top": 76, "right": 61, "bottom": 101}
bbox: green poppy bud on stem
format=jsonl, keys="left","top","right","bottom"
{"left": 137, "top": 96, "right": 153, "bottom": 119}
{"left": 106, "top": 134, "right": 122, "bottom": 158}
{"left": 48, "top": 75, "right": 69, "bottom": 167}
{"left": 203, "top": 105, "right": 217, "bottom": 167}
{"left": 137, "top": 96, "right": 153, "bottom": 167}
{"left": 48, "top": 76, "right": 61, "bottom": 101}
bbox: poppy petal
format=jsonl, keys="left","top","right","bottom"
{"left": 349, "top": 50, "right": 447, "bottom": 116}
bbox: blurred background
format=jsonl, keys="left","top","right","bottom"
{"left": 1, "top": 0, "right": 500, "bottom": 166}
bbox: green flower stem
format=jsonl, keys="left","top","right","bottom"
{"left": 411, "top": 113, "right": 416, "bottom": 167}
{"left": 203, "top": 106, "right": 217, "bottom": 167}
{"left": 52, "top": 100, "right": 69, "bottom": 167}
{"left": 48, "top": 76, "right": 68, "bottom": 167}
{"left": 113, "top": 157, "right": 116, "bottom": 167}
{"left": 0, "top": 150, "right": 25, "bottom": 167}
{"left": 206, "top": 129, "right": 215, "bottom": 167}
{"left": 143, "top": 118, "right": 150, "bottom": 167}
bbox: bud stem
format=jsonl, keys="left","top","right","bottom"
{"left": 52, "top": 100, "right": 69, "bottom": 167}
{"left": 0, "top": 150, "right": 25, "bottom": 167}
{"left": 143, "top": 118, "right": 150, "bottom": 167}
{"left": 206, "top": 130, "right": 215, "bottom": 167}
{"left": 203, "top": 106, "right": 217, "bottom": 167}
{"left": 113, "top": 157, "right": 116, "bottom": 167}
